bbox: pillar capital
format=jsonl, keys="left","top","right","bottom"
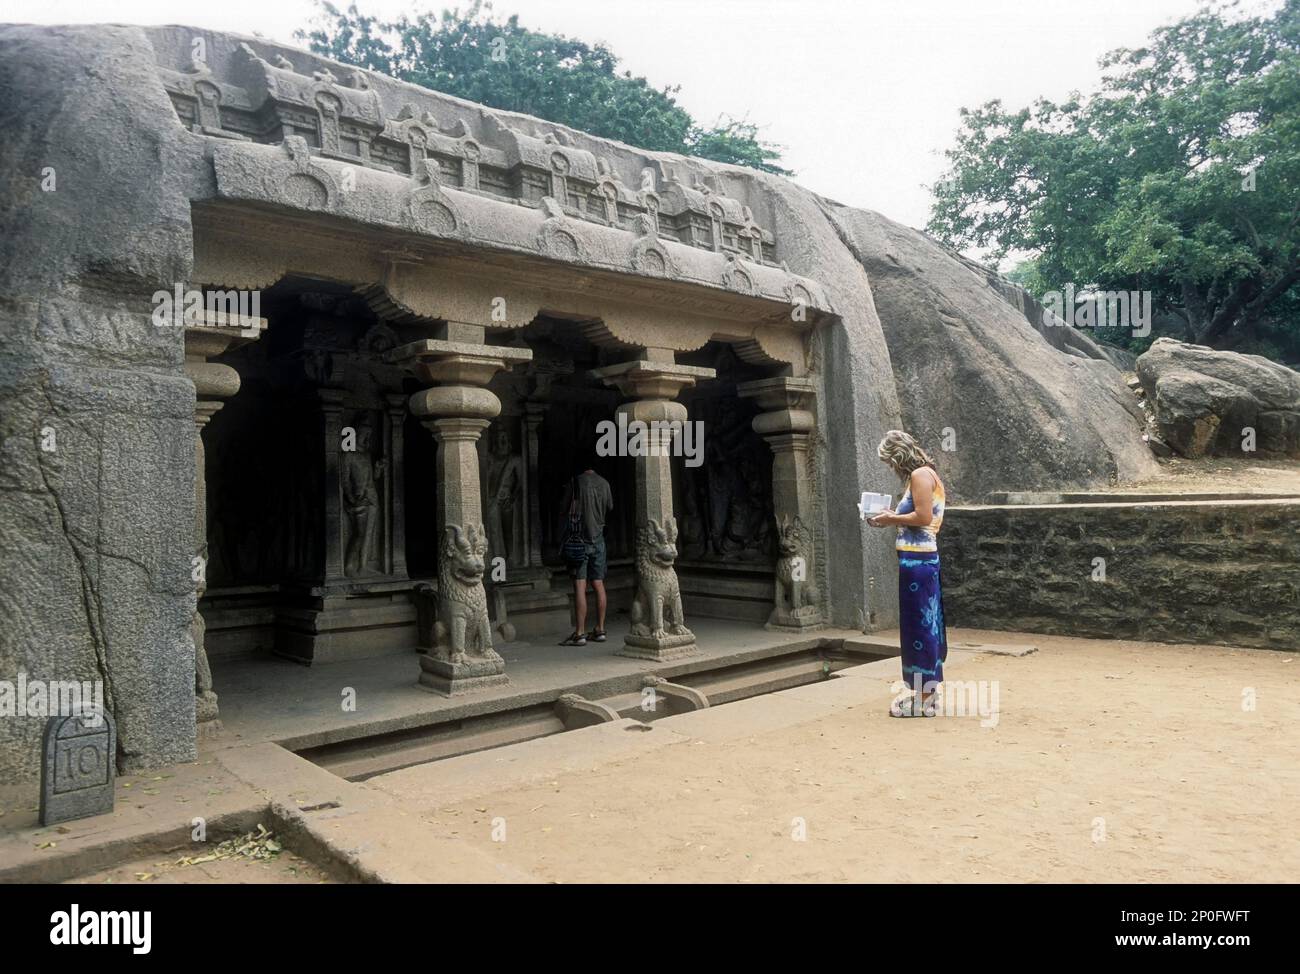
{"left": 589, "top": 359, "right": 715, "bottom": 400}
{"left": 184, "top": 312, "right": 266, "bottom": 359}
{"left": 387, "top": 338, "right": 531, "bottom": 387}
{"left": 736, "top": 375, "right": 816, "bottom": 415}
{"left": 184, "top": 313, "right": 266, "bottom": 401}
{"left": 739, "top": 375, "right": 817, "bottom": 468}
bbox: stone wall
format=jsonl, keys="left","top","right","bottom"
{"left": 940, "top": 500, "right": 1300, "bottom": 650}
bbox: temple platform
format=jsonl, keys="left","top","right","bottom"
{"left": 209, "top": 619, "right": 889, "bottom": 754}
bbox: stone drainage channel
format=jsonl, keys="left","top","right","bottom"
{"left": 296, "top": 640, "right": 892, "bottom": 782}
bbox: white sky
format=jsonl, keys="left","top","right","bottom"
{"left": 4, "top": 0, "right": 1283, "bottom": 232}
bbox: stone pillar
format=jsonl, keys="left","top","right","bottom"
{"left": 387, "top": 329, "right": 531, "bottom": 695}
{"left": 738, "top": 376, "right": 823, "bottom": 630}
{"left": 183, "top": 315, "right": 264, "bottom": 735}
{"left": 319, "top": 388, "right": 346, "bottom": 582}
{"left": 591, "top": 355, "right": 716, "bottom": 660}
{"left": 385, "top": 392, "right": 409, "bottom": 578}
{"left": 522, "top": 403, "right": 548, "bottom": 569}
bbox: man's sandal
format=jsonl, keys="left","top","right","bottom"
{"left": 559, "top": 631, "right": 587, "bottom": 646}
{"left": 588, "top": 629, "right": 607, "bottom": 643}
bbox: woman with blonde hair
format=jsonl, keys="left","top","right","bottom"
{"left": 867, "top": 430, "right": 948, "bottom": 717}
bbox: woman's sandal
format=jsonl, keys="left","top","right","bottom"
{"left": 890, "top": 694, "right": 936, "bottom": 718}
{"left": 588, "top": 629, "right": 607, "bottom": 643}
{"left": 559, "top": 631, "right": 587, "bottom": 646}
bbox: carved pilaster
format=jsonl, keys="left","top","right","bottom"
{"left": 522, "top": 404, "right": 548, "bottom": 568}
{"left": 184, "top": 313, "right": 265, "bottom": 734}
{"left": 387, "top": 330, "right": 531, "bottom": 695}
{"left": 319, "top": 389, "right": 346, "bottom": 582}
{"left": 385, "top": 393, "right": 409, "bottom": 578}
{"left": 737, "top": 376, "right": 823, "bottom": 630}
{"left": 591, "top": 356, "right": 715, "bottom": 660}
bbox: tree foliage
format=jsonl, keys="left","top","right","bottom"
{"left": 928, "top": 1, "right": 1300, "bottom": 361}
{"left": 298, "top": 1, "right": 792, "bottom": 175}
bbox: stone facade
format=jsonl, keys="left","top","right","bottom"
{"left": 0, "top": 22, "right": 1167, "bottom": 781}
{"left": 941, "top": 501, "right": 1300, "bottom": 650}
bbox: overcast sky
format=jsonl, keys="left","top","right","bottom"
{"left": 4, "top": 0, "right": 1282, "bottom": 231}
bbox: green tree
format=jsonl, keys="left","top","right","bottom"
{"left": 298, "top": 1, "right": 792, "bottom": 175}
{"left": 928, "top": 0, "right": 1300, "bottom": 360}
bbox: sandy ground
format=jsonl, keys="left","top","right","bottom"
{"left": 415, "top": 631, "right": 1299, "bottom": 883}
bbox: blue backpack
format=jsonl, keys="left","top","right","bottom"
{"left": 560, "top": 477, "right": 589, "bottom": 566}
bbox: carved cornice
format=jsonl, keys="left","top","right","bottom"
{"left": 203, "top": 137, "right": 831, "bottom": 318}
{"left": 159, "top": 41, "right": 792, "bottom": 275}
{"left": 190, "top": 201, "right": 817, "bottom": 373}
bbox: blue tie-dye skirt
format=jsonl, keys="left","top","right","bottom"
{"left": 898, "top": 551, "right": 948, "bottom": 691}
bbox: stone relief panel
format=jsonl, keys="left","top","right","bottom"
{"left": 340, "top": 410, "right": 386, "bottom": 577}
{"left": 205, "top": 288, "right": 415, "bottom": 589}
{"left": 205, "top": 336, "right": 325, "bottom": 586}
{"left": 675, "top": 345, "right": 777, "bottom": 565}
{"left": 483, "top": 421, "right": 526, "bottom": 570}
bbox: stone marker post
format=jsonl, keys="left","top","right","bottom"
{"left": 591, "top": 355, "right": 715, "bottom": 660}
{"left": 40, "top": 706, "right": 116, "bottom": 826}
{"left": 184, "top": 311, "right": 265, "bottom": 734}
{"left": 738, "top": 376, "right": 823, "bottom": 630}
{"left": 387, "top": 327, "right": 531, "bottom": 695}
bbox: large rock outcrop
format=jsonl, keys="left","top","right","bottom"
{"left": 0, "top": 25, "right": 199, "bottom": 791}
{"left": 822, "top": 203, "right": 1160, "bottom": 499}
{"left": 1137, "top": 338, "right": 1300, "bottom": 458}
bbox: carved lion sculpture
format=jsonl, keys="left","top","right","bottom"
{"left": 772, "top": 514, "right": 819, "bottom": 625}
{"left": 629, "top": 517, "right": 691, "bottom": 640}
{"left": 435, "top": 524, "right": 492, "bottom": 664}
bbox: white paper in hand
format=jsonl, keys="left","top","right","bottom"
{"left": 858, "top": 491, "right": 893, "bottom": 519}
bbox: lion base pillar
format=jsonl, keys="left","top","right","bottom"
{"left": 389, "top": 333, "right": 531, "bottom": 696}
{"left": 738, "top": 377, "right": 824, "bottom": 632}
{"left": 417, "top": 652, "right": 509, "bottom": 696}
{"left": 591, "top": 357, "right": 715, "bottom": 662}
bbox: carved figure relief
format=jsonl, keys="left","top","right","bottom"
{"left": 484, "top": 424, "right": 525, "bottom": 568}
{"left": 697, "top": 397, "right": 773, "bottom": 559}
{"left": 342, "top": 419, "right": 384, "bottom": 576}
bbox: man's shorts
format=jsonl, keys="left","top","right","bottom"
{"left": 569, "top": 536, "right": 607, "bottom": 581}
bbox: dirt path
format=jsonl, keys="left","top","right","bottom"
{"left": 415, "top": 631, "right": 1299, "bottom": 882}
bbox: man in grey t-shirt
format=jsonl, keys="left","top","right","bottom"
{"left": 558, "top": 458, "right": 613, "bottom": 646}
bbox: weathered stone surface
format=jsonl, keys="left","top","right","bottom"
{"left": 0, "top": 25, "right": 201, "bottom": 797}
{"left": 40, "top": 707, "right": 116, "bottom": 825}
{"left": 1137, "top": 338, "right": 1300, "bottom": 458}
{"left": 1096, "top": 344, "right": 1140, "bottom": 373}
{"left": 941, "top": 501, "right": 1300, "bottom": 650}
{"left": 822, "top": 206, "right": 1161, "bottom": 501}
